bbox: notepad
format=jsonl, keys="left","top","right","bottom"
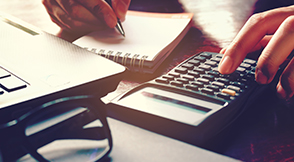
{"left": 73, "top": 11, "right": 193, "bottom": 73}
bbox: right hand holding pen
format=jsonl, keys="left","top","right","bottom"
{"left": 42, "top": 0, "right": 131, "bottom": 41}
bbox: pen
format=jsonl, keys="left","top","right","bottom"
{"left": 106, "top": 0, "right": 125, "bottom": 37}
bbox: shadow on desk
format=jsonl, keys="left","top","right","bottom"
{"left": 221, "top": 85, "right": 294, "bottom": 161}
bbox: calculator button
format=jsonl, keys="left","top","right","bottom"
{"left": 215, "top": 54, "right": 223, "bottom": 58}
{"left": 168, "top": 72, "right": 180, "bottom": 78}
{"left": 198, "top": 64, "right": 211, "bottom": 71}
{"left": 202, "top": 74, "right": 214, "bottom": 81}
{"left": 205, "top": 61, "right": 217, "bottom": 67}
{"left": 207, "top": 71, "right": 219, "bottom": 77}
{"left": 197, "top": 78, "right": 210, "bottom": 84}
{"left": 219, "top": 74, "right": 229, "bottom": 78}
{"left": 238, "top": 78, "right": 248, "bottom": 83}
{"left": 193, "top": 68, "right": 205, "bottom": 74}
{"left": 186, "top": 85, "right": 199, "bottom": 91}
{"left": 221, "top": 89, "right": 236, "bottom": 96}
{"left": 217, "top": 92, "right": 231, "bottom": 100}
{"left": 243, "top": 59, "right": 256, "bottom": 65}
{"left": 171, "top": 81, "right": 184, "bottom": 87}
{"left": 240, "top": 63, "right": 251, "bottom": 69}
{"left": 206, "top": 85, "right": 219, "bottom": 91}
{"left": 182, "top": 75, "right": 195, "bottom": 81}
{"left": 227, "top": 85, "right": 241, "bottom": 92}
{"left": 210, "top": 57, "right": 221, "bottom": 62}
{"left": 181, "top": 63, "right": 194, "bottom": 70}
{"left": 155, "top": 78, "right": 169, "bottom": 84}
{"left": 231, "top": 82, "right": 246, "bottom": 89}
{"left": 191, "top": 81, "right": 204, "bottom": 87}
{"left": 162, "top": 75, "right": 174, "bottom": 81}
{"left": 194, "top": 56, "right": 206, "bottom": 62}
{"left": 212, "top": 81, "right": 225, "bottom": 87}
{"left": 247, "top": 71, "right": 255, "bottom": 77}
{"left": 201, "top": 88, "right": 214, "bottom": 95}
{"left": 176, "top": 78, "right": 189, "bottom": 84}
{"left": 188, "top": 71, "right": 200, "bottom": 78}
{"left": 236, "top": 67, "right": 246, "bottom": 74}
{"left": 211, "top": 67, "right": 219, "bottom": 72}
{"left": 188, "top": 60, "right": 200, "bottom": 66}
{"left": 216, "top": 78, "right": 229, "bottom": 84}
{"left": 200, "top": 53, "right": 212, "bottom": 59}
{"left": 175, "top": 67, "right": 188, "bottom": 74}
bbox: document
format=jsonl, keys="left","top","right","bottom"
{"left": 73, "top": 10, "right": 193, "bottom": 73}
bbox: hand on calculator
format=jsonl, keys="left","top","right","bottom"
{"left": 218, "top": 5, "right": 294, "bottom": 100}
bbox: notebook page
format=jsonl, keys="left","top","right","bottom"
{"left": 73, "top": 11, "right": 193, "bottom": 62}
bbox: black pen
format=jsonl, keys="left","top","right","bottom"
{"left": 106, "top": 0, "right": 125, "bottom": 37}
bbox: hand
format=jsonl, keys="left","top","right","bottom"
{"left": 218, "top": 5, "right": 294, "bottom": 100}
{"left": 42, "top": 0, "right": 131, "bottom": 41}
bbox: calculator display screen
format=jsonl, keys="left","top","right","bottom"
{"left": 141, "top": 91, "right": 211, "bottom": 114}
{"left": 118, "top": 87, "right": 223, "bottom": 125}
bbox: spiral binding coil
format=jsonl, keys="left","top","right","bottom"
{"left": 86, "top": 48, "right": 148, "bottom": 71}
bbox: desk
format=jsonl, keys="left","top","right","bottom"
{"left": 1, "top": 0, "right": 294, "bottom": 161}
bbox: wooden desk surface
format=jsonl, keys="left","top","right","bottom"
{"left": 1, "top": 0, "right": 294, "bottom": 161}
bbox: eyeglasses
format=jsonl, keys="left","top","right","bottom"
{"left": 0, "top": 95, "right": 112, "bottom": 162}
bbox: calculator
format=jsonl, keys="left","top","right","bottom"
{"left": 108, "top": 52, "right": 276, "bottom": 147}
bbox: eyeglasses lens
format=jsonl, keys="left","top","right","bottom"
{"left": 16, "top": 105, "right": 110, "bottom": 162}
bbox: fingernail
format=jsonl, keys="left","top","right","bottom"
{"left": 277, "top": 84, "right": 287, "bottom": 99}
{"left": 218, "top": 56, "right": 233, "bottom": 74}
{"left": 255, "top": 68, "right": 268, "bottom": 84}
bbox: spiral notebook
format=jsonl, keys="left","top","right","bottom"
{"left": 73, "top": 11, "right": 193, "bottom": 73}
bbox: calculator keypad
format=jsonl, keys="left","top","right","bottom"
{"left": 154, "top": 52, "right": 256, "bottom": 101}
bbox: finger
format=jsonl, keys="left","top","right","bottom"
{"left": 277, "top": 57, "right": 294, "bottom": 100}
{"left": 56, "top": 0, "right": 104, "bottom": 27}
{"left": 43, "top": 0, "right": 72, "bottom": 29}
{"left": 220, "top": 35, "right": 272, "bottom": 55}
{"left": 111, "top": 0, "right": 131, "bottom": 21}
{"left": 220, "top": 48, "right": 226, "bottom": 54}
{"left": 50, "top": 9, "right": 99, "bottom": 34}
{"left": 46, "top": 0, "right": 102, "bottom": 32}
{"left": 48, "top": 12, "right": 68, "bottom": 30}
{"left": 218, "top": 6, "right": 294, "bottom": 74}
{"left": 255, "top": 15, "right": 294, "bottom": 85}
{"left": 277, "top": 82, "right": 287, "bottom": 99}
{"left": 251, "top": 35, "right": 272, "bottom": 51}
{"left": 75, "top": 0, "right": 117, "bottom": 28}
{"left": 42, "top": 0, "right": 53, "bottom": 13}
